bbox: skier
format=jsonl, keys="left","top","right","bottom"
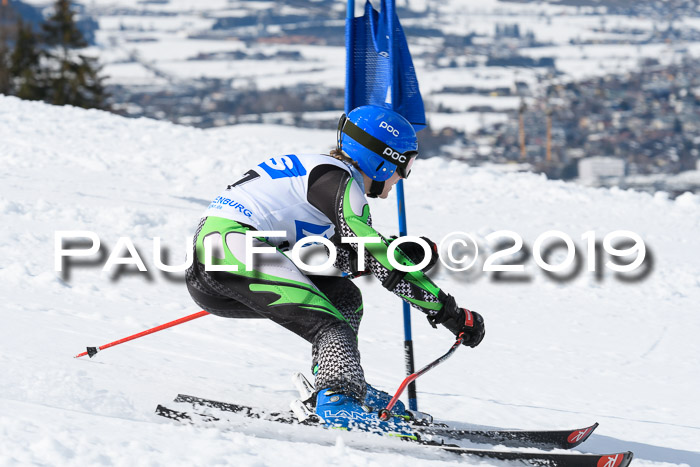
{"left": 185, "top": 104, "right": 485, "bottom": 437}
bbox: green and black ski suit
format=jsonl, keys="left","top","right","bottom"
{"left": 186, "top": 153, "right": 444, "bottom": 400}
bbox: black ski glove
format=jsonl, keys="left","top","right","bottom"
{"left": 389, "top": 235, "right": 439, "bottom": 273}
{"left": 428, "top": 292, "right": 485, "bottom": 348}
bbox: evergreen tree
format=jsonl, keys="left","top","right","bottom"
{"left": 52, "top": 53, "right": 107, "bottom": 108}
{"left": 41, "top": 0, "right": 108, "bottom": 109}
{"left": 10, "top": 20, "right": 44, "bottom": 100}
{"left": 0, "top": 3, "right": 17, "bottom": 95}
{"left": 0, "top": 34, "right": 10, "bottom": 95}
{"left": 42, "top": 0, "right": 86, "bottom": 52}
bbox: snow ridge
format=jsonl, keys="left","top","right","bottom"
{"left": 1, "top": 96, "right": 698, "bottom": 466}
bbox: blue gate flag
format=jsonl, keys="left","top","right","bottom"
{"left": 345, "top": 0, "right": 425, "bottom": 130}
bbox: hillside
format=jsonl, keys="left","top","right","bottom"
{"left": 0, "top": 95, "right": 698, "bottom": 466}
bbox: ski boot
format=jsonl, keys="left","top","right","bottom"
{"left": 293, "top": 372, "right": 409, "bottom": 416}
{"left": 292, "top": 372, "right": 406, "bottom": 414}
{"left": 315, "top": 388, "right": 416, "bottom": 439}
{"left": 292, "top": 373, "right": 432, "bottom": 425}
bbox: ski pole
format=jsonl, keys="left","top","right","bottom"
{"left": 378, "top": 332, "right": 465, "bottom": 421}
{"left": 74, "top": 310, "right": 210, "bottom": 358}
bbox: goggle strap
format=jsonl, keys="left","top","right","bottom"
{"left": 341, "top": 119, "right": 414, "bottom": 171}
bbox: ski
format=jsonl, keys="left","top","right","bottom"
{"left": 416, "top": 421, "right": 598, "bottom": 450}
{"left": 155, "top": 404, "right": 633, "bottom": 467}
{"left": 157, "top": 397, "right": 320, "bottom": 426}
{"left": 426, "top": 442, "right": 633, "bottom": 467}
{"left": 170, "top": 393, "right": 597, "bottom": 450}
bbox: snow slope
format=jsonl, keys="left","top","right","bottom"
{"left": 1, "top": 95, "right": 699, "bottom": 466}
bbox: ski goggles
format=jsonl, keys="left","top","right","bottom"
{"left": 337, "top": 114, "right": 418, "bottom": 179}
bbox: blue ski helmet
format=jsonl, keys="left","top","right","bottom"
{"left": 337, "top": 105, "right": 418, "bottom": 182}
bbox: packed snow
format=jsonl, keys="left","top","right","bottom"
{"left": 1, "top": 95, "right": 699, "bottom": 466}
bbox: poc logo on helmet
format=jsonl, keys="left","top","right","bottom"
{"left": 379, "top": 121, "right": 400, "bottom": 137}
{"left": 383, "top": 147, "right": 407, "bottom": 163}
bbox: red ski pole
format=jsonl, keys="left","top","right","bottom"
{"left": 74, "top": 310, "right": 210, "bottom": 358}
{"left": 378, "top": 332, "right": 465, "bottom": 421}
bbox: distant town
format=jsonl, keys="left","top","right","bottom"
{"left": 472, "top": 56, "right": 700, "bottom": 196}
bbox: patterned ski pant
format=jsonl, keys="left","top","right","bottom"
{"left": 185, "top": 217, "right": 367, "bottom": 401}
